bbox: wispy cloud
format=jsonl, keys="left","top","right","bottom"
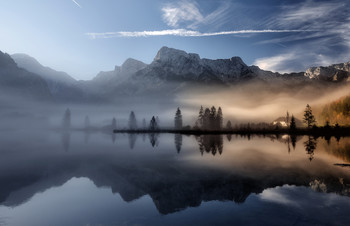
{"left": 161, "top": 0, "right": 232, "bottom": 30}
{"left": 162, "top": 0, "right": 203, "bottom": 27}
{"left": 86, "top": 29, "right": 308, "bottom": 39}
{"left": 72, "top": 0, "right": 82, "bottom": 8}
{"left": 255, "top": 0, "right": 350, "bottom": 72}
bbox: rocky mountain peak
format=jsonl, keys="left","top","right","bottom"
{"left": 121, "top": 58, "right": 147, "bottom": 75}
{"left": 154, "top": 46, "right": 197, "bottom": 62}
{"left": 305, "top": 64, "right": 350, "bottom": 82}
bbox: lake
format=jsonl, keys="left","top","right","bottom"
{"left": 0, "top": 130, "right": 350, "bottom": 226}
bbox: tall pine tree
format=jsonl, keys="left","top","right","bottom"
{"left": 216, "top": 107, "right": 223, "bottom": 130}
{"left": 128, "top": 111, "right": 137, "bottom": 130}
{"left": 174, "top": 107, "right": 183, "bottom": 129}
{"left": 303, "top": 104, "right": 316, "bottom": 128}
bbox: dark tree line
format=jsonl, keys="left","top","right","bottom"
{"left": 197, "top": 135, "right": 223, "bottom": 156}
{"left": 196, "top": 106, "right": 223, "bottom": 130}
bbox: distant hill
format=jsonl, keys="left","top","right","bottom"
{"left": 0, "top": 51, "right": 52, "bottom": 102}
{"left": 11, "top": 54, "right": 85, "bottom": 102}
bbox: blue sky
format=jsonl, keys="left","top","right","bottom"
{"left": 0, "top": 0, "right": 349, "bottom": 80}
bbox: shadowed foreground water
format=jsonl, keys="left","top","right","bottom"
{"left": 0, "top": 130, "right": 350, "bottom": 225}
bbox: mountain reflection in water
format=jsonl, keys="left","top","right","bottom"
{"left": 1, "top": 131, "right": 350, "bottom": 225}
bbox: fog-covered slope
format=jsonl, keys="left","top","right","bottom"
{"left": 0, "top": 51, "right": 52, "bottom": 101}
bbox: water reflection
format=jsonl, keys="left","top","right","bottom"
{"left": 61, "top": 131, "right": 70, "bottom": 152}
{"left": 304, "top": 136, "right": 317, "bottom": 161}
{"left": 128, "top": 133, "right": 137, "bottom": 149}
{"left": 196, "top": 135, "right": 223, "bottom": 156}
{"left": 149, "top": 133, "right": 159, "bottom": 147}
{"left": 3, "top": 131, "right": 350, "bottom": 225}
{"left": 174, "top": 134, "right": 182, "bottom": 153}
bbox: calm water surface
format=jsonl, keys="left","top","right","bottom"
{"left": 1, "top": 130, "right": 350, "bottom": 226}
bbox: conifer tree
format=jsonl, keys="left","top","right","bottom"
{"left": 197, "top": 106, "right": 204, "bottom": 128}
{"left": 174, "top": 107, "right": 183, "bottom": 129}
{"left": 149, "top": 116, "right": 158, "bottom": 130}
{"left": 290, "top": 115, "right": 296, "bottom": 130}
{"left": 216, "top": 107, "right": 223, "bottom": 130}
{"left": 303, "top": 104, "right": 316, "bottom": 128}
{"left": 210, "top": 106, "right": 217, "bottom": 129}
{"left": 203, "top": 108, "right": 211, "bottom": 130}
{"left": 128, "top": 111, "right": 137, "bottom": 130}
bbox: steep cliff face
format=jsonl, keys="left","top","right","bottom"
{"left": 145, "top": 46, "right": 254, "bottom": 82}
{"left": 305, "top": 62, "right": 350, "bottom": 82}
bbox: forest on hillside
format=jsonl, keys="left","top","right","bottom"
{"left": 321, "top": 95, "right": 350, "bottom": 125}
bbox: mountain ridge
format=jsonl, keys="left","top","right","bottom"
{"left": 2, "top": 46, "right": 350, "bottom": 102}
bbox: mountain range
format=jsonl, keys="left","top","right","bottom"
{"left": 1, "top": 46, "right": 350, "bottom": 103}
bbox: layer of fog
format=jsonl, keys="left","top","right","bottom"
{"left": 1, "top": 81, "right": 350, "bottom": 131}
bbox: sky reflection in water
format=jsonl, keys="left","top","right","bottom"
{"left": 0, "top": 131, "right": 350, "bottom": 225}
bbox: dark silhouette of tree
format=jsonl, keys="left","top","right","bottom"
{"left": 210, "top": 106, "right": 217, "bottom": 129}
{"left": 216, "top": 107, "right": 223, "bottom": 130}
{"left": 128, "top": 111, "right": 137, "bottom": 130}
{"left": 197, "top": 106, "right": 204, "bottom": 128}
{"left": 112, "top": 117, "right": 117, "bottom": 130}
{"left": 149, "top": 116, "right": 158, "bottom": 130}
{"left": 226, "top": 134, "right": 232, "bottom": 142}
{"left": 84, "top": 115, "right": 90, "bottom": 130}
{"left": 62, "top": 108, "right": 71, "bottom": 130}
{"left": 174, "top": 107, "right": 183, "bottom": 129}
{"left": 303, "top": 104, "right": 316, "bottom": 128}
{"left": 286, "top": 111, "right": 290, "bottom": 127}
{"left": 203, "top": 108, "right": 211, "bottom": 130}
{"left": 290, "top": 115, "right": 296, "bottom": 130}
{"left": 304, "top": 136, "right": 317, "bottom": 161}
{"left": 174, "top": 134, "right": 182, "bottom": 153}
{"left": 226, "top": 120, "right": 232, "bottom": 130}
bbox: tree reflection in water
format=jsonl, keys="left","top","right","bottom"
{"left": 174, "top": 134, "right": 182, "bottom": 153}
{"left": 196, "top": 135, "right": 224, "bottom": 156}
{"left": 149, "top": 133, "right": 159, "bottom": 147}
{"left": 61, "top": 131, "right": 70, "bottom": 152}
{"left": 128, "top": 133, "right": 137, "bottom": 149}
{"left": 304, "top": 136, "right": 317, "bottom": 161}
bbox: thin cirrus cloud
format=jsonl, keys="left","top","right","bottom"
{"left": 161, "top": 0, "right": 232, "bottom": 30}
{"left": 86, "top": 29, "right": 308, "bottom": 39}
{"left": 254, "top": 0, "right": 350, "bottom": 72}
{"left": 162, "top": 0, "right": 203, "bottom": 27}
{"left": 72, "top": 0, "right": 82, "bottom": 8}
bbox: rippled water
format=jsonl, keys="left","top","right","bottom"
{"left": 1, "top": 130, "right": 350, "bottom": 226}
